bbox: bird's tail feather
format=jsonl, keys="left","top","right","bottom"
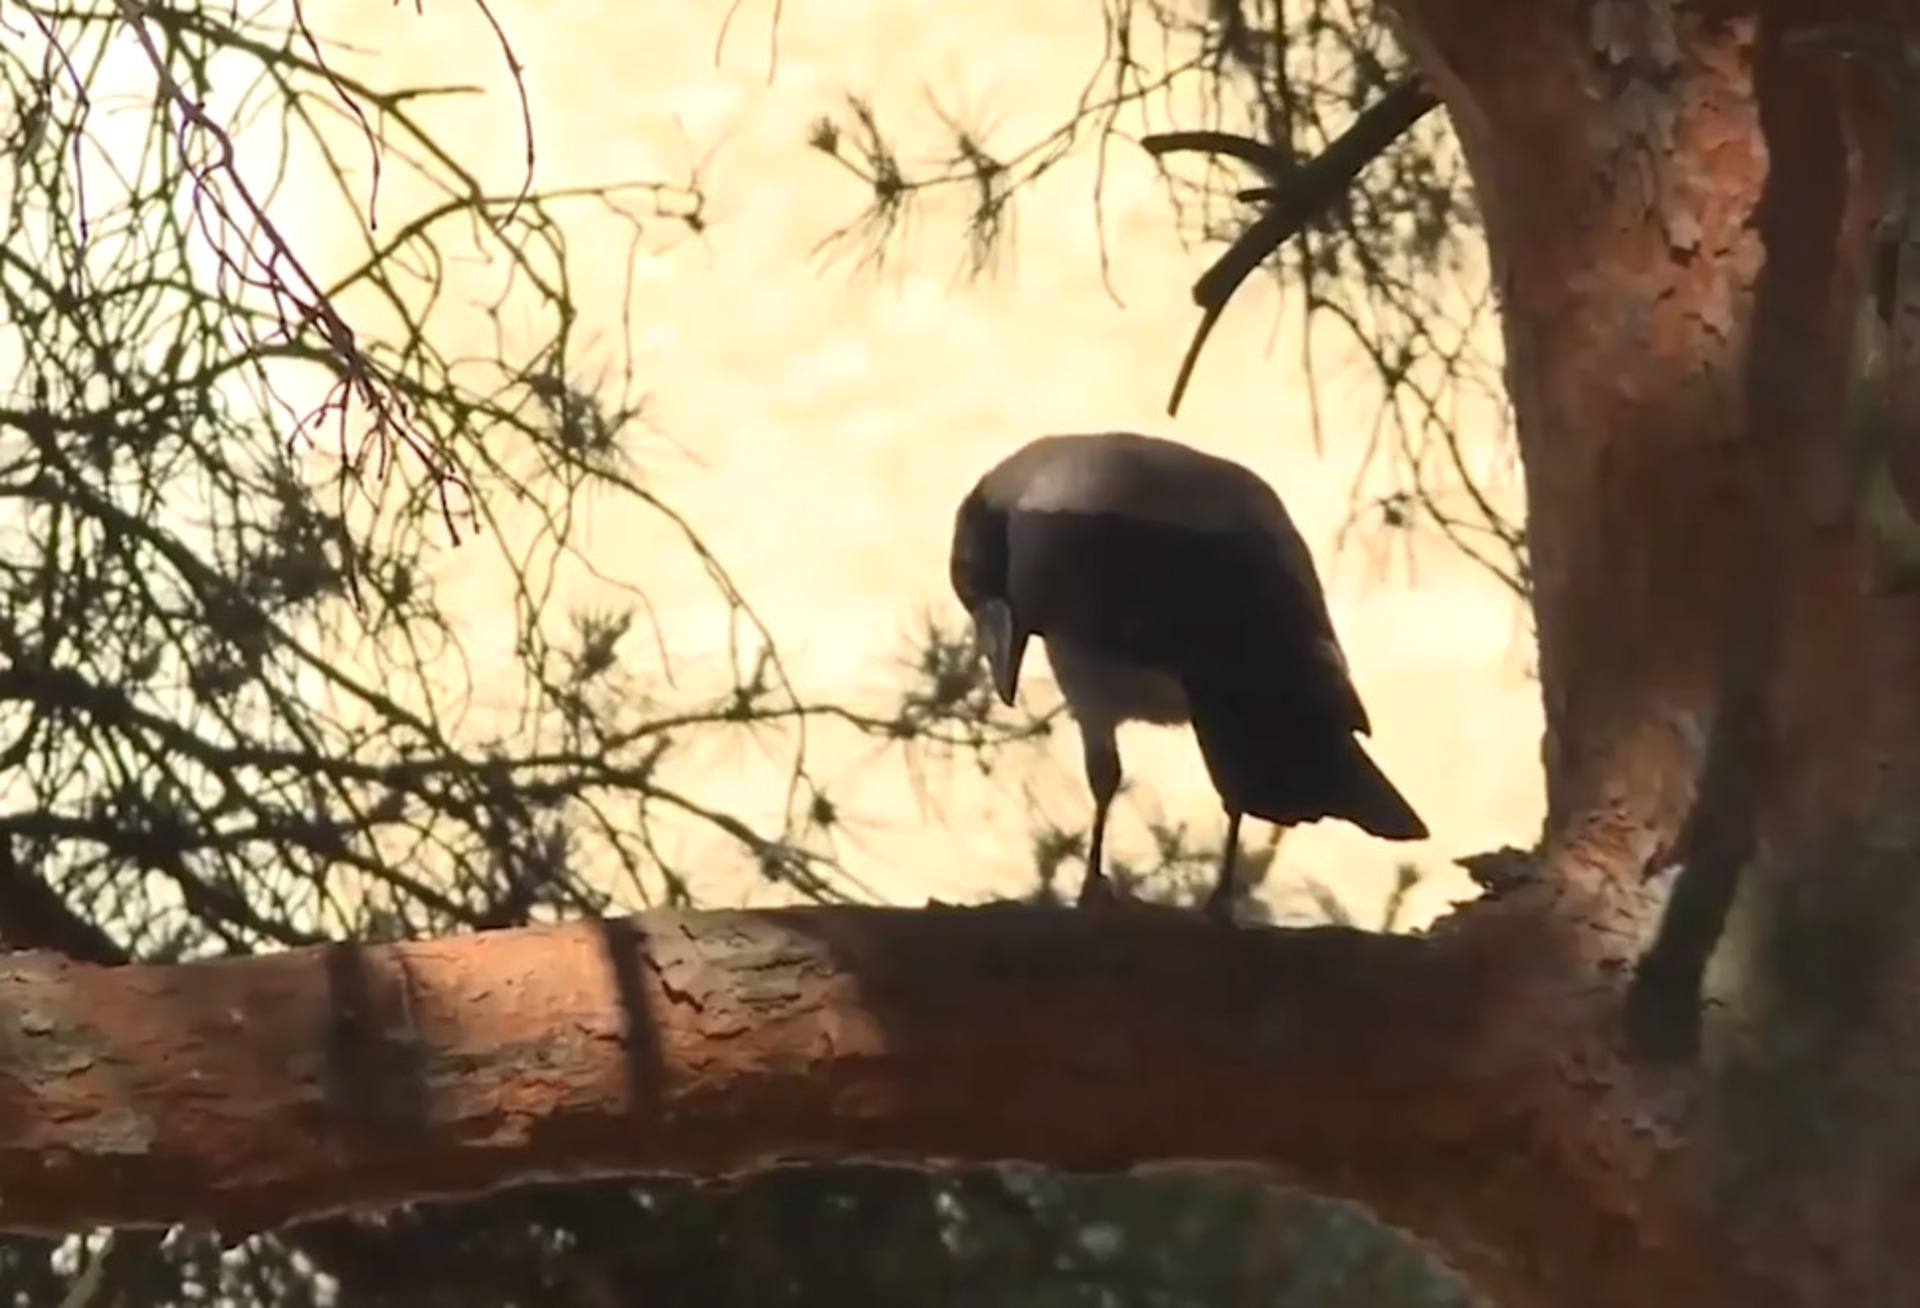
{"left": 1316, "top": 735, "right": 1428, "bottom": 841}
{"left": 1185, "top": 683, "right": 1428, "bottom": 841}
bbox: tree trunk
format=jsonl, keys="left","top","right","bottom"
{"left": 1389, "top": 0, "right": 1920, "bottom": 1302}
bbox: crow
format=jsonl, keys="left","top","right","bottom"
{"left": 949, "top": 431, "right": 1428, "bottom": 920}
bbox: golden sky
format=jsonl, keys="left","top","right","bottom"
{"left": 282, "top": 0, "right": 1545, "bottom": 927}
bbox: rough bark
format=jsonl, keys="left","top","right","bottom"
{"left": 1384, "top": 0, "right": 1920, "bottom": 1303}
{"left": 0, "top": 901, "right": 1655, "bottom": 1307}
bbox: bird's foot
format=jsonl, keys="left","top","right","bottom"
{"left": 1081, "top": 872, "right": 1218, "bottom": 927}
{"left": 1076, "top": 870, "right": 1125, "bottom": 911}
{"left": 1201, "top": 887, "right": 1239, "bottom": 926}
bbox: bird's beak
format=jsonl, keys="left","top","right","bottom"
{"left": 969, "top": 598, "right": 1027, "bottom": 707}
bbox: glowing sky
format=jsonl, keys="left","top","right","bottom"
{"left": 275, "top": 0, "right": 1545, "bottom": 926}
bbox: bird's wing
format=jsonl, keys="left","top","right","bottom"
{"left": 1004, "top": 506, "right": 1371, "bottom": 736}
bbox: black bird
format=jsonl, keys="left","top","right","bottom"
{"left": 949, "top": 431, "right": 1428, "bottom": 920}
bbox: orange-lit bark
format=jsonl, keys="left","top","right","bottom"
{"left": 0, "top": 904, "right": 1677, "bottom": 1308}
{"left": 1387, "top": 0, "right": 1920, "bottom": 1303}
{"left": 0, "top": 892, "right": 1810, "bottom": 1308}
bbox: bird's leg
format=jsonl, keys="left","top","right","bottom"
{"left": 1077, "top": 729, "right": 1123, "bottom": 909}
{"left": 1203, "top": 809, "right": 1243, "bottom": 923}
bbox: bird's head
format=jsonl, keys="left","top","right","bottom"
{"left": 949, "top": 485, "right": 1028, "bottom": 707}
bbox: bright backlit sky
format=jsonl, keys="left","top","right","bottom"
{"left": 274, "top": 0, "right": 1544, "bottom": 927}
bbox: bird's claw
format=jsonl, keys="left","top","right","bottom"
{"left": 1076, "top": 871, "right": 1123, "bottom": 911}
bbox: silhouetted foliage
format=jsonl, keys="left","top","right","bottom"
{"left": 811, "top": 0, "right": 1528, "bottom": 600}
{"left": 0, "top": 0, "right": 1469, "bottom": 1304}
{"left": 259, "top": 1165, "right": 1478, "bottom": 1308}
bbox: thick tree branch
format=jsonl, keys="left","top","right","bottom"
{"left": 0, "top": 897, "right": 1706, "bottom": 1306}
{"left": 0, "top": 905, "right": 1460, "bottom": 1228}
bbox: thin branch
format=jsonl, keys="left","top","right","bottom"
{"left": 1145, "top": 74, "right": 1441, "bottom": 414}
